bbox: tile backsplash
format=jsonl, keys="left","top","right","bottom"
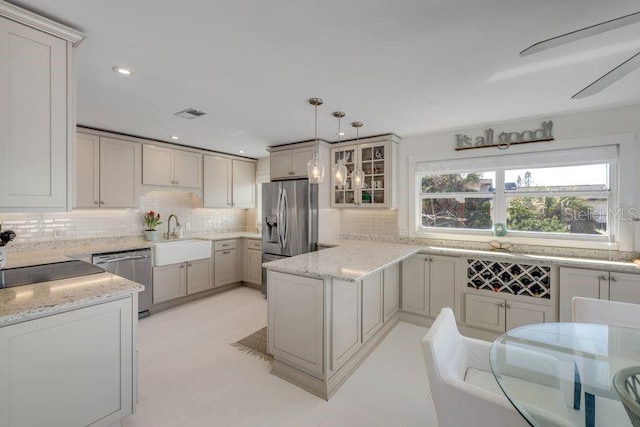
{"left": 0, "top": 191, "right": 257, "bottom": 246}
{"left": 340, "top": 209, "right": 398, "bottom": 237}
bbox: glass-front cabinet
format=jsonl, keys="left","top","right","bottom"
{"left": 330, "top": 135, "right": 399, "bottom": 208}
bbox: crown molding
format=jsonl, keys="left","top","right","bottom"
{"left": 0, "top": 1, "right": 85, "bottom": 45}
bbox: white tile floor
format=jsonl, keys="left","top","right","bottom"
{"left": 123, "top": 286, "right": 438, "bottom": 427}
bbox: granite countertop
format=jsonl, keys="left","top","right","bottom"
{"left": 0, "top": 271, "right": 143, "bottom": 327}
{"left": 263, "top": 241, "right": 422, "bottom": 281}
{"left": 264, "top": 239, "right": 640, "bottom": 282}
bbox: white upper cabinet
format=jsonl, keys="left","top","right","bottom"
{"left": 269, "top": 144, "right": 316, "bottom": 180}
{"left": 75, "top": 133, "right": 139, "bottom": 209}
{"left": 0, "top": 8, "right": 84, "bottom": 210}
{"left": 142, "top": 144, "right": 202, "bottom": 188}
{"left": 203, "top": 156, "right": 255, "bottom": 208}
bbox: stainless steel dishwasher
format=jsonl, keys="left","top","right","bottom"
{"left": 93, "top": 248, "right": 153, "bottom": 318}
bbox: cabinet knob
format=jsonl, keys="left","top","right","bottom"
{"left": 611, "top": 276, "right": 619, "bottom": 282}
{"left": 180, "top": 264, "right": 185, "bottom": 268}
{"left": 100, "top": 201, "right": 105, "bottom": 205}
{"left": 175, "top": 181, "right": 179, "bottom": 185}
{"left": 499, "top": 302, "right": 506, "bottom": 307}
{"left": 429, "top": 257, "right": 434, "bottom": 262}
{"left": 94, "top": 201, "right": 99, "bottom": 205}
{"left": 506, "top": 303, "right": 512, "bottom": 309}
{"left": 288, "top": 171, "right": 295, "bottom": 175}
{"left": 187, "top": 262, "right": 192, "bottom": 267}
{"left": 600, "top": 275, "right": 609, "bottom": 281}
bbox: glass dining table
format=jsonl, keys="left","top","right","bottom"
{"left": 490, "top": 322, "right": 640, "bottom": 427}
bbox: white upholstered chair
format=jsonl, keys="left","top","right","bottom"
{"left": 422, "top": 308, "right": 575, "bottom": 427}
{"left": 572, "top": 297, "right": 640, "bottom": 328}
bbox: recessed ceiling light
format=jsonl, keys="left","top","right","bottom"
{"left": 171, "top": 135, "right": 179, "bottom": 140}
{"left": 239, "top": 150, "right": 245, "bottom": 154}
{"left": 112, "top": 66, "right": 133, "bottom": 75}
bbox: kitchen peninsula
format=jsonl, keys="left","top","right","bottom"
{"left": 264, "top": 239, "right": 640, "bottom": 399}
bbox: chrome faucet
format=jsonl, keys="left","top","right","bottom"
{"left": 166, "top": 214, "right": 180, "bottom": 239}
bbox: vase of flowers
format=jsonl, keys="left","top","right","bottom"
{"left": 143, "top": 211, "right": 162, "bottom": 241}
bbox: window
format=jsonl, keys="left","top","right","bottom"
{"left": 416, "top": 147, "right": 617, "bottom": 241}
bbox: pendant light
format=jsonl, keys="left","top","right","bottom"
{"left": 307, "top": 97, "right": 325, "bottom": 184}
{"left": 331, "top": 111, "right": 348, "bottom": 189}
{"left": 350, "top": 122, "right": 365, "bottom": 190}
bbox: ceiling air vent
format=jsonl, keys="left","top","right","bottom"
{"left": 174, "top": 108, "right": 207, "bottom": 119}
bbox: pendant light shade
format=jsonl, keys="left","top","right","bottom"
{"left": 331, "top": 111, "right": 348, "bottom": 190}
{"left": 307, "top": 97, "right": 325, "bottom": 184}
{"left": 350, "top": 122, "right": 365, "bottom": 190}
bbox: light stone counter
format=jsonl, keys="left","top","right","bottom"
{"left": 191, "top": 231, "right": 261, "bottom": 241}
{"left": 265, "top": 239, "right": 640, "bottom": 282}
{"left": 0, "top": 271, "right": 143, "bottom": 326}
{"left": 263, "top": 240, "right": 422, "bottom": 281}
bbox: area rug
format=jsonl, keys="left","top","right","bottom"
{"left": 231, "top": 327, "right": 273, "bottom": 363}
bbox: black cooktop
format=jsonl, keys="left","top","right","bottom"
{"left": 0, "top": 260, "right": 105, "bottom": 289}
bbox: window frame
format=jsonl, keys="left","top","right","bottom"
{"left": 416, "top": 161, "right": 616, "bottom": 243}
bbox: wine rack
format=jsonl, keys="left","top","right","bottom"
{"left": 466, "top": 259, "right": 551, "bottom": 299}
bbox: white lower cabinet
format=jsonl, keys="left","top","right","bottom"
{"left": 383, "top": 262, "right": 400, "bottom": 322}
{"left": 214, "top": 240, "right": 238, "bottom": 287}
{"left": 464, "top": 293, "right": 553, "bottom": 333}
{"left": 401, "top": 254, "right": 459, "bottom": 319}
{"left": 244, "top": 239, "right": 262, "bottom": 285}
{"left": 0, "top": 297, "right": 135, "bottom": 427}
{"left": 559, "top": 267, "right": 640, "bottom": 322}
{"left": 153, "top": 259, "right": 211, "bottom": 304}
{"left": 362, "top": 272, "right": 383, "bottom": 343}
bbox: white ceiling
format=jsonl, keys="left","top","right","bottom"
{"left": 11, "top": 0, "right": 640, "bottom": 158}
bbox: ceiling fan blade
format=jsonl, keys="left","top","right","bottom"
{"left": 521, "top": 11, "right": 640, "bottom": 56}
{"left": 572, "top": 50, "right": 640, "bottom": 99}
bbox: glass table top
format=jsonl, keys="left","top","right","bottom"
{"left": 490, "top": 323, "right": 640, "bottom": 427}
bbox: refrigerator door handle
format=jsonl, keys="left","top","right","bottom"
{"left": 281, "top": 188, "right": 289, "bottom": 250}
{"left": 277, "top": 186, "right": 284, "bottom": 249}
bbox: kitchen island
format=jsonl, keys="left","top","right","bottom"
{"left": 0, "top": 266, "right": 143, "bottom": 427}
{"left": 263, "top": 241, "right": 421, "bottom": 399}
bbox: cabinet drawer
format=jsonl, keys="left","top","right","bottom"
{"left": 214, "top": 239, "right": 236, "bottom": 250}
{"left": 247, "top": 239, "right": 261, "bottom": 250}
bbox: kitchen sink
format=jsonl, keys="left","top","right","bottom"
{"left": 153, "top": 239, "right": 211, "bottom": 266}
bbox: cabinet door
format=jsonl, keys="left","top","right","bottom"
{"left": 153, "top": 263, "right": 186, "bottom": 303}
{"left": 362, "top": 272, "right": 383, "bottom": 342}
{"left": 464, "top": 293, "right": 505, "bottom": 333}
{"left": 246, "top": 249, "right": 262, "bottom": 285}
{"left": 358, "top": 142, "right": 387, "bottom": 206}
{"left": 75, "top": 133, "right": 99, "bottom": 208}
{"left": 174, "top": 150, "right": 202, "bottom": 188}
{"left": 506, "top": 300, "right": 553, "bottom": 331}
{"left": 401, "top": 255, "right": 429, "bottom": 316}
{"left": 290, "top": 147, "right": 315, "bottom": 177}
{"left": 268, "top": 271, "right": 324, "bottom": 377}
{"left": 0, "top": 18, "right": 68, "bottom": 209}
{"left": 609, "top": 272, "right": 640, "bottom": 305}
{"left": 0, "top": 298, "right": 133, "bottom": 427}
{"left": 203, "top": 156, "right": 231, "bottom": 208}
{"left": 142, "top": 144, "right": 174, "bottom": 186}
{"left": 186, "top": 258, "right": 212, "bottom": 295}
{"left": 383, "top": 263, "right": 400, "bottom": 322}
{"left": 100, "top": 137, "right": 137, "bottom": 208}
{"left": 331, "top": 279, "right": 361, "bottom": 372}
{"left": 214, "top": 249, "right": 238, "bottom": 287}
{"left": 429, "top": 255, "right": 458, "bottom": 317}
{"left": 270, "top": 151, "right": 291, "bottom": 179}
{"left": 559, "top": 267, "right": 607, "bottom": 322}
{"left": 232, "top": 159, "right": 255, "bottom": 208}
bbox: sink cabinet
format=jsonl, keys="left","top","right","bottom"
{"left": 0, "top": 9, "right": 83, "bottom": 210}
{"left": 153, "top": 258, "right": 211, "bottom": 304}
{"left": 0, "top": 296, "right": 135, "bottom": 427}
{"left": 75, "top": 133, "right": 139, "bottom": 208}
{"left": 142, "top": 144, "right": 202, "bottom": 188}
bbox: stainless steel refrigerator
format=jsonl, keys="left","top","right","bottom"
{"left": 261, "top": 179, "right": 318, "bottom": 296}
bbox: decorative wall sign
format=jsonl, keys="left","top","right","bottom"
{"left": 455, "top": 121, "right": 554, "bottom": 151}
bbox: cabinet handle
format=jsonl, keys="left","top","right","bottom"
{"left": 222, "top": 251, "right": 231, "bottom": 254}
{"left": 506, "top": 303, "right": 512, "bottom": 309}
{"left": 611, "top": 276, "right": 619, "bottom": 282}
{"left": 499, "top": 302, "right": 506, "bottom": 307}
{"left": 288, "top": 171, "right": 295, "bottom": 175}
{"left": 94, "top": 201, "right": 99, "bottom": 205}
{"left": 175, "top": 181, "right": 179, "bottom": 185}
{"left": 180, "top": 263, "right": 185, "bottom": 268}
{"left": 600, "top": 275, "right": 608, "bottom": 281}
{"left": 429, "top": 257, "right": 434, "bottom": 262}
{"left": 187, "top": 262, "right": 192, "bottom": 267}
{"left": 100, "top": 201, "right": 105, "bottom": 205}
